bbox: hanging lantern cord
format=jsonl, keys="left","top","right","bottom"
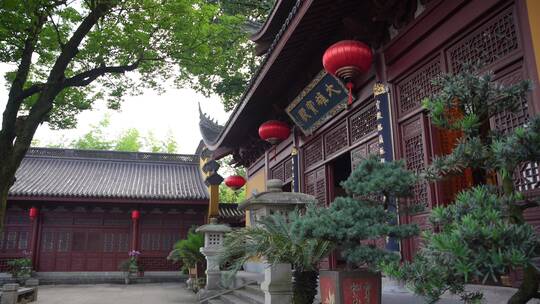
{"left": 346, "top": 82, "right": 354, "bottom": 106}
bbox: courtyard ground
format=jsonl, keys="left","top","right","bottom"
{"left": 34, "top": 282, "right": 540, "bottom": 304}
{"left": 36, "top": 283, "right": 198, "bottom": 304}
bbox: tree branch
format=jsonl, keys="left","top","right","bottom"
{"left": 1, "top": 10, "right": 47, "bottom": 150}
{"left": 47, "top": 10, "right": 66, "bottom": 49}
{"left": 63, "top": 60, "right": 141, "bottom": 88}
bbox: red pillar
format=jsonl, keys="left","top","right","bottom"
{"left": 29, "top": 209, "right": 40, "bottom": 270}
{"left": 131, "top": 210, "right": 140, "bottom": 251}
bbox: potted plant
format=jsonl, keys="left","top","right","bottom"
{"left": 119, "top": 250, "right": 141, "bottom": 284}
{"left": 296, "top": 156, "right": 419, "bottom": 304}
{"left": 167, "top": 229, "right": 205, "bottom": 291}
{"left": 220, "top": 209, "right": 332, "bottom": 304}
{"left": 382, "top": 66, "right": 540, "bottom": 304}
{"left": 7, "top": 257, "right": 32, "bottom": 284}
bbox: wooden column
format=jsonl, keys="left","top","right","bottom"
{"left": 131, "top": 211, "right": 140, "bottom": 251}
{"left": 30, "top": 212, "right": 40, "bottom": 270}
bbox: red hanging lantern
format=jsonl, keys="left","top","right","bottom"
{"left": 131, "top": 210, "right": 140, "bottom": 220}
{"left": 322, "top": 40, "right": 373, "bottom": 106}
{"left": 258, "top": 120, "right": 290, "bottom": 145}
{"left": 29, "top": 207, "right": 38, "bottom": 220}
{"left": 224, "top": 175, "right": 246, "bottom": 191}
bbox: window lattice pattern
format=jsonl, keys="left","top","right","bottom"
{"left": 448, "top": 9, "right": 519, "bottom": 73}
{"left": 17, "top": 232, "right": 28, "bottom": 250}
{"left": 304, "top": 167, "right": 326, "bottom": 206}
{"left": 271, "top": 164, "right": 284, "bottom": 181}
{"left": 303, "top": 137, "right": 323, "bottom": 169}
{"left": 349, "top": 101, "right": 377, "bottom": 143}
{"left": 284, "top": 158, "right": 293, "bottom": 181}
{"left": 493, "top": 69, "right": 528, "bottom": 134}
{"left": 403, "top": 120, "right": 428, "bottom": 207}
{"left": 397, "top": 58, "right": 441, "bottom": 116}
{"left": 324, "top": 121, "right": 349, "bottom": 157}
{"left": 514, "top": 162, "right": 540, "bottom": 192}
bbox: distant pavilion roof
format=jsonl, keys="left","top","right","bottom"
{"left": 9, "top": 147, "right": 209, "bottom": 202}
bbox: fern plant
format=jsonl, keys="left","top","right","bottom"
{"left": 220, "top": 209, "right": 332, "bottom": 304}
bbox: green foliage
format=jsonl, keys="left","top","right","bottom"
{"left": 295, "top": 155, "right": 418, "bottom": 269}
{"left": 383, "top": 187, "right": 538, "bottom": 303}
{"left": 7, "top": 257, "right": 32, "bottom": 281}
{"left": 1, "top": 0, "right": 261, "bottom": 129}
{"left": 221, "top": 209, "right": 332, "bottom": 273}
{"left": 167, "top": 229, "right": 205, "bottom": 273}
{"left": 221, "top": 209, "right": 331, "bottom": 304}
{"left": 423, "top": 66, "right": 533, "bottom": 180}
{"left": 65, "top": 116, "right": 179, "bottom": 153}
{"left": 118, "top": 259, "right": 139, "bottom": 274}
{"left": 390, "top": 66, "right": 540, "bottom": 303}
{"left": 218, "top": 157, "right": 246, "bottom": 204}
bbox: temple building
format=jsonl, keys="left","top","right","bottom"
{"left": 198, "top": 0, "right": 540, "bottom": 285}
{"left": 1, "top": 147, "right": 213, "bottom": 272}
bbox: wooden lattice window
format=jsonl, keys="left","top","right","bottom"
{"left": 17, "top": 232, "right": 28, "bottom": 250}
{"left": 6, "top": 232, "right": 17, "bottom": 250}
{"left": 162, "top": 233, "right": 176, "bottom": 251}
{"left": 351, "top": 137, "right": 379, "bottom": 171}
{"left": 304, "top": 167, "right": 326, "bottom": 206}
{"left": 402, "top": 117, "right": 429, "bottom": 208}
{"left": 325, "top": 121, "right": 349, "bottom": 158}
{"left": 490, "top": 66, "right": 538, "bottom": 193}
{"left": 41, "top": 231, "right": 54, "bottom": 252}
{"left": 284, "top": 157, "right": 293, "bottom": 182}
{"left": 349, "top": 100, "right": 377, "bottom": 143}
{"left": 396, "top": 57, "right": 441, "bottom": 116}
{"left": 271, "top": 163, "right": 285, "bottom": 181}
{"left": 303, "top": 137, "right": 323, "bottom": 169}
{"left": 447, "top": 8, "right": 519, "bottom": 73}
{"left": 103, "top": 233, "right": 115, "bottom": 252}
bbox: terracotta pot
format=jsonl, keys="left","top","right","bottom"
{"left": 319, "top": 270, "right": 381, "bottom": 304}
{"left": 500, "top": 275, "right": 512, "bottom": 287}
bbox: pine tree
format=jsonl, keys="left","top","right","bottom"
{"left": 294, "top": 155, "right": 419, "bottom": 269}
{"left": 384, "top": 66, "right": 540, "bottom": 304}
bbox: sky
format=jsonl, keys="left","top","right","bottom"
{"left": 0, "top": 63, "right": 231, "bottom": 154}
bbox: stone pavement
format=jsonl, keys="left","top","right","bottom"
{"left": 36, "top": 282, "right": 198, "bottom": 304}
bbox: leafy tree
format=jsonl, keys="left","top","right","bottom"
{"left": 220, "top": 209, "right": 332, "bottom": 304}
{"left": 218, "top": 156, "right": 246, "bottom": 204}
{"left": 295, "top": 155, "right": 419, "bottom": 269}
{"left": 114, "top": 129, "right": 142, "bottom": 152}
{"left": 0, "top": 0, "right": 260, "bottom": 228}
{"left": 384, "top": 67, "right": 540, "bottom": 304}
{"left": 72, "top": 115, "right": 113, "bottom": 150}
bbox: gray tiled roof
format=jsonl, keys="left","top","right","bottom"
{"left": 9, "top": 148, "right": 209, "bottom": 201}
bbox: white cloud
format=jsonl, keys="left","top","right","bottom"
{"left": 0, "top": 63, "right": 230, "bottom": 154}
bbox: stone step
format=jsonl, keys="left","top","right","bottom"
{"left": 220, "top": 293, "right": 252, "bottom": 304}
{"left": 233, "top": 288, "right": 264, "bottom": 304}
{"left": 207, "top": 299, "right": 225, "bottom": 304}
{"left": 243, "top": 284, "right": 264, "bottom": 296}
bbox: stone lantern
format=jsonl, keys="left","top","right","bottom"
{"left": 238, "top": 179, "right": 317, "bottom": 304}
{"left": 196, "top": 217, "right": 231, "bottom": 297}
{"left": 238, "top": 179, "right": 316, "bottom": 225}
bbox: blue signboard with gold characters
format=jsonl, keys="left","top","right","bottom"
{"left": 286, "top": 70, "right": 349, "bottom": 135}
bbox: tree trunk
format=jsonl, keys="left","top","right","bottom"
{"left": 0, "top": 155, "right": 18, "bottom": 231}
{"left": 508, "top": 264, "right": 539, "bottom": 304}
{"left": 292, "top": 270, "right": 318, "bottom": 304}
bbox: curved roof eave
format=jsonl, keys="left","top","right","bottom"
{"left": 250, "top": 0, "right": 296, "bottom": 43}
{"left": 205, "top": 0, "right": 312, "bottom": 153}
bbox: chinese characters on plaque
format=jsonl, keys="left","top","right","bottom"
{"left": 286, "top": 70, "right": 349, "bottom": 135}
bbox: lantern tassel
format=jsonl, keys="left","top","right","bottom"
{"left": 346, "top": 82, "right": 354, "bottom": 106}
